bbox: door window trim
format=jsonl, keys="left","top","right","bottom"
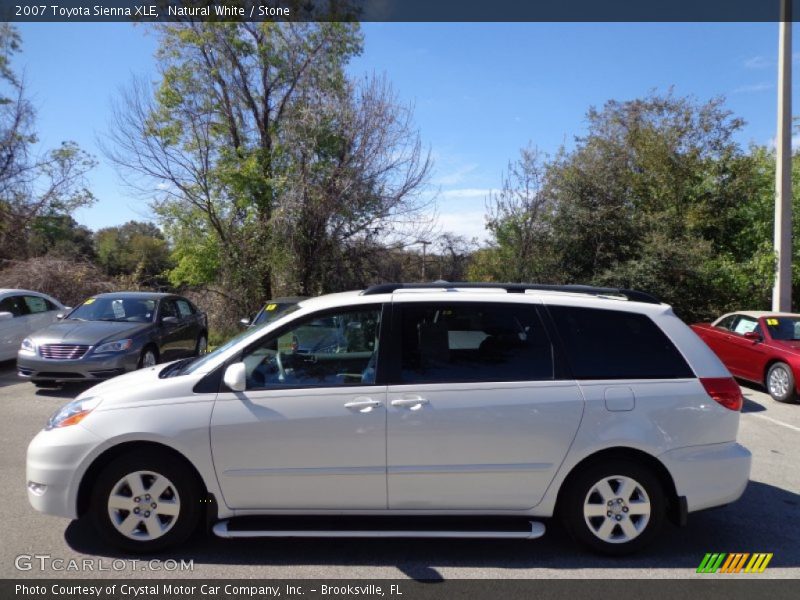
{"left": 217, "top": 303, "right": 391, "bottom": 392}
{"left": 386, "top": 300, "right": 560, "bottom": 386}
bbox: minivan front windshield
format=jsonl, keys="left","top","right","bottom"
{"left": 172, "top": 327, "right": 257, "bottom": 376}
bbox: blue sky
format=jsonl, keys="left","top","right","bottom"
{"left": 12, "top": 21, "right": 796, "bottom": 243}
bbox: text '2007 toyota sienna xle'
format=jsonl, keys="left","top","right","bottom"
{"left": 26, "top": 283, "right": 751, "bottom": 555}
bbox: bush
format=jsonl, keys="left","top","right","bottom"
{"left": 0, "top": 258, "right": 116, "bottom": 306}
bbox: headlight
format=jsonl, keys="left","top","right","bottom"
{"left": 20, "top": 338, "right": 36, "bottom": 354}
{"left": 46, "top": 397, "right": 103, "bottom": 430}
{"left": 94, "top": 339, "right": 133, "bottom": 353}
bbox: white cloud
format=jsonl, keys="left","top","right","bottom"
{"left": 433, "top": 163, "right": 479, "bottom": 186}
{"left": 435, "top": 210, "right": 490, "bottom": 243}
{"left": 440, "top": 188, "right": 495, "bottom": 199}
{"left": 744, "top": 55, "right": 772, "bottom": 69}
{"left": 733, "top": 82, "right": 773, "bottom": 94}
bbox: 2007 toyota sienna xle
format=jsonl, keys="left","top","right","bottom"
{"left": 26, "top": 283, "right": 751, "bottom": 555}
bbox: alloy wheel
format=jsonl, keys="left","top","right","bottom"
{"left": 583, "top": 475, "right": 651, "bottom": 544}
{"left": 141, "top": 350, "right": 157, "bottom": 368}
{"left": 107, "top": 470, "right": 181, "bottom": 541}
{"left": 769, "top": 366, "right": 790, "bottom": 399}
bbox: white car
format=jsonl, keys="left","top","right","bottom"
{"left": 0, "top": 289, "right": 65, "bottom": 361}
{"left": 26, "top": 283, "right": 751, "bottom": 555}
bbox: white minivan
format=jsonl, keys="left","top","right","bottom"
{"left": 26, "top": 283, "right": 751, "bottom": 555}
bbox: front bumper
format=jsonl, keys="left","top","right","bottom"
{"left": 27, "top": 425, "right": 103, "bottom": 519}
{"left": 660, "top": 442, "right": 752, "bottom": 512}
{"left": 17, "top": 349, "right": 140, "bottom": 382}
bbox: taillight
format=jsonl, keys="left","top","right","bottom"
{"left": 700, "top": 377, "right": 743, "bottom": 411}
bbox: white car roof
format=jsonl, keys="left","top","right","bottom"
{"left": 716, "top": 310, "right": 800, "bottom": 320}
{"left": 295, "top": 286, "right": 671, "bottom": 316}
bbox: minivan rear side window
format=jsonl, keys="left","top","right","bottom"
{"left": 546, "top": 305, "right": 694, "bottom": 380}
{"left": 398, "top": 303, "right": 554, "bottom": 384}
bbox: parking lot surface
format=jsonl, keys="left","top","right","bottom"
{"left": 1, "top": 361, "right": 798, "bottom": 580}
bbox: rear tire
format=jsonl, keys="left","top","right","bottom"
{"left": 89, "top": 450, "right": 201, "bottom": 553}
{"left": 560, "top": 459, "right": 665, "bottom": 556}
{"left": 766, "top": 362, "right": 798, "bottom": 403}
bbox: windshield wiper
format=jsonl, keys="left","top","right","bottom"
{"left": 160, "top": 356, "right": 197, "bottom": 378}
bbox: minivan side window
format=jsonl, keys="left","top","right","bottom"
{"left": 241, "top": 307, "right": 382, "bottom": 389}
{"left": 546, "top": 305, "right": 694, "bottom": 380}
{"left": 399, "top": 303, "right": 554, "bottom": 384}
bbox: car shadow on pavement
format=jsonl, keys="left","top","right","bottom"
{"left": 741, "top": 396, "right": 767, "bottom": 413}
{"left": 0, "top": 360, "right": 21, "bottom": 388}
{"left": 32, "top": 383, "right": 94, "bottom": 399}
{"left": 63, "top": 480, "right": 800, "bottom": 579}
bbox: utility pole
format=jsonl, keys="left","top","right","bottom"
{"left": 773, "top": 0, "right": 793, "bottom": 312}
{"left": 417, "top": 239, "right": 430, "bottom": 280}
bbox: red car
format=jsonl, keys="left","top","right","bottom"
{"left": 691, "top": 311, "right": 800, "bottom": 404}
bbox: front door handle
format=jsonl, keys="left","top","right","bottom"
{"left": 390, "top": 396, "right": 429, "bottom": 410}
{"left": 344, "top": 397, "right": 383, "bottom": 413}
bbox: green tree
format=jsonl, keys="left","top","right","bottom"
{"left": 478, "top": 92, "right": 773, "bottom": 321}
{"left": 94, "top": 221, "right": 172, "bottom": 286}
{"left": 28, "top": 214, "right": 95, "bottom": 260}
{"left": 106, "top": 21, "right": 430, "bottom": 312}
{"left": 0, "top": 24, "right": 96, "bottom": 260}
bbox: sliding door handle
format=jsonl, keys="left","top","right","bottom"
{"left": 390, "top": 396, "right": 429, "bottom": 410}
{"left": 344, "top": 398, "right": 383, "bottom": 413}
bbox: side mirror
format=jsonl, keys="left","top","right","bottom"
{"left": 162, "top": 316, "right": 180, "bottom": 325}
{"left": 743, "top": 331, "right": 762, "bottom": 341}
{"left": 0, "top": 311, "right": 13, "bottom": 321}
{"left": 239, "top": 317, "right": 251, "bottom": 327}
{"left": 223, "top": 362, "right": 247, "bottom": 392}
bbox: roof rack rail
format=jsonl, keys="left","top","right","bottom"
{"left": 360, "top": 282, "right": 661, "bottom": 304}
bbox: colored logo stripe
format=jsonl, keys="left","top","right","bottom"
{"left": 744, "top": 553, "right": 773, "bottom": 573}
{"left": 697, "top": 553, "right": 726, "bottom": 573}
{"left": 697, "top": 553, "right": 773, "bottom": 573}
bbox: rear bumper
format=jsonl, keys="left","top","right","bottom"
{"left": 17, "top": 350, "right": 139, "bottom": 382}
{"left": 660, "top": 442, "right": 751, "bottom": 512}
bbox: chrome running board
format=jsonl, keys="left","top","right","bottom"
{"left": 213, "top": 519, "right": 545, "bottom": 540}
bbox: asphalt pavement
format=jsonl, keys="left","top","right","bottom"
{"left": 1, "top": 361, "right": 798, "bottom": 580}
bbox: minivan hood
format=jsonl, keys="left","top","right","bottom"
{"left": 78, "top": 362, "right": 169, "bottom": 402}
{"left": 31, "top": 320, "right": 150, "bottom": 345}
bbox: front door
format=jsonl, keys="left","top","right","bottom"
{"left": 386, "top": 301, "right": 584, "bottom": 510}
{"left": 210, "top": 304, "right": 388, "bottom": 510}
{"left": 725, "top": 315, "right": 767, "bottom": 378}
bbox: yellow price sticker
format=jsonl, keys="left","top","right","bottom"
{"left": 83, "top": 298, "right": 96, "bottom": 305}
{"left": 266, "top": 303, "right": 278, "bottom": 311}
{"left": 766, "top": 318, "right": 779, "bottom": 326}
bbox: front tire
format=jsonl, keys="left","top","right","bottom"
{"left": 89, "top": 450, "right": 201, "bottom": 553}
{"left": 138, "top": 346, "right": 158, "bottom": 369}
{"left": 560, "top": 459, "right": 665, "bottom": 556}
{"left": 766, "top": 362, "right": 798, "bottom": 403}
